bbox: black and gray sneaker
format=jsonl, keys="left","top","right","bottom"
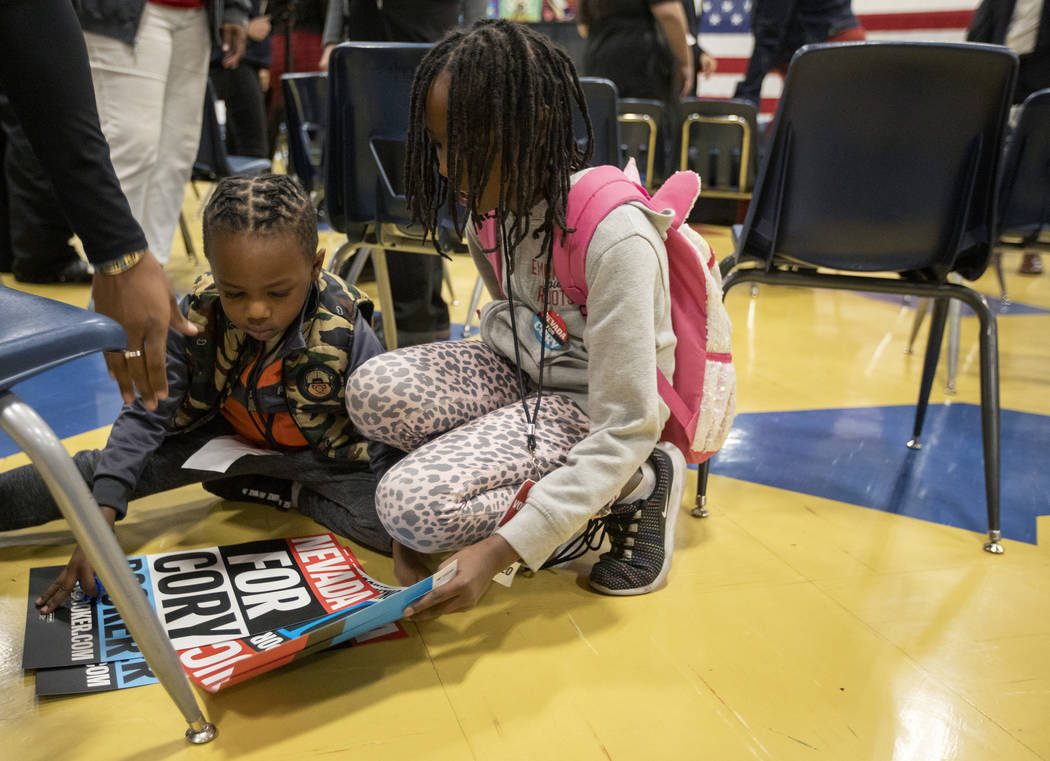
{"left": 588, "top": 442, "right": 686, "bottom": 596}
{"left": 203, "top": 475, "right": 294, "bottom": 511}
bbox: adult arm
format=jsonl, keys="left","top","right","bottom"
{"left": 652, "top": 0, "right": 696, "bottom": 97}
{"left": 0, "top": 0, "right": 197, "bottom": 409}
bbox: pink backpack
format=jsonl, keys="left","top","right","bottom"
{"left": 478, "top": 162, "right": 735, "bottom": 464}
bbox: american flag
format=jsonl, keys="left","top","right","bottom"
{"left": 696, "top": 0, "right": 978, "bottom": 116}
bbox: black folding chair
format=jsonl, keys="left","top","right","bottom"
{"left": 281, "top": 71, "right": 327, "bottom": 204}
{"left": 577, "top": 77, "right": 620, "bottom": 167}
{"left": 994, "top": 87, "right": 1050, "bottom": 300}
{"left": 707, "top": 42, "right": 1017, "bottom": 553}
{"left": 618, "top": 98, "right": 663, "bottom": 191}
{"left": 324, "top": 42, "right": 460, "bottom": 349}
{"left": 678, "top": 97, "right": 760, "bottom": 200}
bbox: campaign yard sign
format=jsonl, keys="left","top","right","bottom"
{"left": 23, "top": 533, "right": 381, "bottom": 670}
{"left": 23, "top": 534, "right": 455, "bottom": 695}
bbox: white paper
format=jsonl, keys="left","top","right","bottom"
{"left": 181, "top": 436, "right": 276, "bottom": 473}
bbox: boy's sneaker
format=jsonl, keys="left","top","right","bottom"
{"left": 203, "top": 475, "right": 294, "bottom": 511}
{"left": 588, "top": 442, "right": 686, "bottom": 596}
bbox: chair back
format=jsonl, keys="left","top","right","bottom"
{"left": 324, "top": 42, "right": 433, "bottom": 233}
{"left": 577, "top": 77, "right": 621, "bottom": 167}
{"left": 193, "top": 79, "right": 232, "bottom": 180}
{"left": 282, "top": 72, "right": 328, "bottom": 194}
{"left": 618, "top": 98, "right": 663, "bottom": 190}
{"left": 997, "top": 87, "right": 1050, "bottom": 245}
{"left": 679, "top": 98, "right": 759, "bottom": 196}
{"left": 737, "top": 42, "right": 1017, "bottom": 280}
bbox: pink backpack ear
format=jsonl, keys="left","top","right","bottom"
{"left": 650, "top": 171, "right": 701, "bottom": 229}
{"left": 623, "top": 157, "right": 643, "bottom": 186}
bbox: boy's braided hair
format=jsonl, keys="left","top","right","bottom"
{"left": 202, "top": 174, "right": 318, "bottom": 262}
{"left": 406, "top": 18, "right": 593, "bottom": 263}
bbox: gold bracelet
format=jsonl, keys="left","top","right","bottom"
{"left": 94, "top": 248, "right": 148, "bottom": 276}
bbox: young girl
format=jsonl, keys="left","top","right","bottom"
{"left": 346, "top": 19, "right": 688, "bottom": 620}
{"left": 1, "top": 174, "right": 397, "bottom": 613}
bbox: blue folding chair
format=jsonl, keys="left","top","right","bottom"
{"left": 281, "top": 72, "right": 327, "bottom": 203}
{"left": 0, "top": 287, "right": 216, "bottom": 742}
{"left": 712, "top": 42, "right": 1017, "bottom": 553}
{"left": 617, "top": 98, "right": 663, "bottom": 192}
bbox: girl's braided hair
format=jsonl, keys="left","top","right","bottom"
{"left": 405, "top": 19, "right": 593, "bottom": 261}
{"left": 202, "top": 174, "right": 318, "bottom": 262}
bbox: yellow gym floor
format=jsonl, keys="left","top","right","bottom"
{"left": 0, "top": 188, "right": 1047, "bottom": 761}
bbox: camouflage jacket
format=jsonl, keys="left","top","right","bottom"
{"left": 173, "top": 270, "right": 374, "bottom": 461}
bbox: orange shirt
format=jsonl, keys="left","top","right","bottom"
{"left": 221, "top": 352, "right": 309, "bottom": 449}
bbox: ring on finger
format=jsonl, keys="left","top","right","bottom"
{"left": 123, "top": 349, "right": 144, "bottom": 359}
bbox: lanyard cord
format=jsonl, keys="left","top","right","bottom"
{"left": 500, "top": 219, "right": 553, "bottom": 455}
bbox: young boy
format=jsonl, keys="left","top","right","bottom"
{"left": 0, "top": 174, "right": 397, "bottom": 613}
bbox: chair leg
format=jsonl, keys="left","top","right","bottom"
{"left": 178, "top": 212, "right": 197, "bottom": 263}
{"left": 966, "top": 293, "right": 1003, "bottom": 554}
{"left": 905, "top": 298, "right": 931, "bottom": 354}
{"left": 462, "top": 274, "right": 485, "bottom": 337}
{"left": 993, "top": 250, "right": 1009, "bottom": 305}
{"left": 344, "top": 247, "right": 373, "bottom": 285}
{"left": 945, "top": 276, "right": 963, "bottom": 394}
{"left": 691, "top": 459, "right": 710, "bottom": 518}
{"left": 372, "top": 248, "right": 397, "bottom": 350}
{"left": 443, "top": 261, "right": 457, "bottom": 305}
{"left": 908, "top": 297, "right": 949, "bottom": 450}
{"left": 0, "top": 392, "right": 216, "bottom": 744}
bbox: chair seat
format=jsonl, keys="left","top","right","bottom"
{"left": 0, "top": 287, "right": 125, "bottom": 391}
{"left": 227, "top": 156, "right": 272, "bottom": 175}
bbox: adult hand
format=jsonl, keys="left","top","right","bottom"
{"left": 402, "top": 534, "right": 518, "bottom": 622}
{"left": 247, "top": 15, "right": 271, "bottom": 42}
{"left": 35, "top": 506, "right": 117, "bottom": 614}
{"left": 699, "top": 52, "right": 718, "bottom": 79}
{"left": 258, "top": 68, "right": 271, "bottom": 92}
{"left": 221, "top": 22, "right": 247, "bottom": 69}
{"left": 92, "top": 250, "right": 198, "bottom": 410}
{"left": 319, "top": 43, "right": 336, "bottom": 73}
{"left": 678, "top": 58, "right": 697, "bottom": 98}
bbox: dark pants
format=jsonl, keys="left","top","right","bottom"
{"left": 209, "top": 63, "right": 269, "bottom": 159}
{"left": 0, "top": 417, "right": 392, "bottom": 555}
{"left": 0, "top": 92, "right": 79, "bottom": 280}
{"left": 388, "top": 252, "right": 450, "bottom": 344}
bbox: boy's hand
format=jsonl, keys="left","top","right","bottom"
{"left": 403, "top": 535, "right": 518, "bottom": 622}
{"left": 35, "top": 506, "right": 117, "bottom": 615}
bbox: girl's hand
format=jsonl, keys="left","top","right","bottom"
{"left": 36, "top": 506, "right": 117, "bottom": 614}
{"left": 392, "top": 540, "right": 432, "bottom": 587}
{"left": 403, "top": 535, "right": 518, "bottom": 622}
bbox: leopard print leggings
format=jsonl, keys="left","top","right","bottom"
{"left": 347, "top": 340, "right": 590, "bottom": 552}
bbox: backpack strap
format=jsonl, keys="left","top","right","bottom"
{"left": 554, "top": 166, "right": 651, "bottom": 306}
{"left": 475, "top": 216, "right": 504, "bottom": 296}
{"left": 555, "top": 167, "right": 701, "bottom": 306}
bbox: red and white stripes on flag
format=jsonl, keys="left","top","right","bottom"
{"left": 696, "top": 0, "right": 977, "bottom": 116}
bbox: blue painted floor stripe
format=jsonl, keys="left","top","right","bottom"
{"left": 710, "top": 403, "right": 1048, "bottom": 543}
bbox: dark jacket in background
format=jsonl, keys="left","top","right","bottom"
{"left": 74, "top": 0, "right": 250, "bottom": 46}
{"left": 968, "top": 0, "right": 1050, "bottom": 103}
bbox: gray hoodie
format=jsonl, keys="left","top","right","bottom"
{"left": 470, "top": 170, "right": 677, "bottom": 570}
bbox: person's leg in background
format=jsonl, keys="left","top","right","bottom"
{"left": 0, "top": 92, "right": 89, "bottom": 283}
{"left": 210, "top": 61, "right": 269, "bottom": 159}
{"left": 140, "top": 6, "right": 210, "bottom": 265}
{"left": 384, "top": 252, "right": 451, "bottom": 346}
{"left": 84, "top": 4, "right": 209, "bottom": 266}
